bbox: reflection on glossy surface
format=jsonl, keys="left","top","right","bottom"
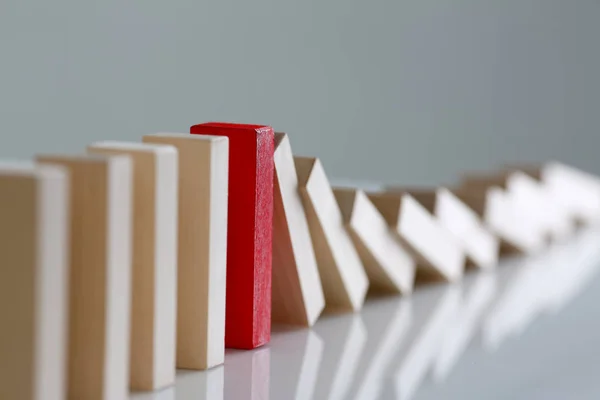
{"left": 350, "top": 298, "right": 412, "bottom": 400}
{"left": 270, "top": 328, "right": 324, "bottom": 400}
{"left": 433, "top": 272, "right": 497, "bottom": 381}
{"left": 313, "top": 314, "right": 367, "bottom": 400}
{"left": 391, "top": 286, "right": 461, "bottom": 400}
{"left": 129, "top": 229, "right": 600, "bottom": 400}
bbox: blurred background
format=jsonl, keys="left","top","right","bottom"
{"left": 1, "top": 0, "right": 599, "bottom": 186}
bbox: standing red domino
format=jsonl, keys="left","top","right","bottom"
{"left": 190, "top": 122, "right": 274, "bottom": 349}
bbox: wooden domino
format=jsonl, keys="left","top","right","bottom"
{"left": 88, "top": 142, "right": 178, "bottom": 390}
{"left": 516, "top": 162, "right": 600, "bottom": 226}
{"left": 37, "top": 154, "right": 132, "bottom": 400}
{"left": 294, "top": 157, "right": 369, "bottom": 312}
{"left": 190, "top": 122, "right": 273, "bottom": 349}
{"left": 462, "top": 171, "right": 562, "bottom": 242}
{"left": 0, "top": 162, "right": 69, "bottom": 400}
{"left": 271, "top": 133, "right": 325, "bottom": 326}
{"left": 143, "top": 133, "right": 228, "bottom": 369}
{"left": 388, "top": 187, "right": 499, "bottom": 270}
{"left": 503, "top": 169, "right": 574, "bottom": 241}
{"left": 367, "top": 192, "right": 465, "bottom": 283}
{"left": 452, "top": 180, "right": 544, "bottom": 254}
{"left": 333, "top": 187, "right": 416, "bottom": 295}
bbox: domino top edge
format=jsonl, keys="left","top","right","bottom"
{"left": 0, "top": 160, "right": 67, "bottom": 179}
{"left": 89, "top": 140, "right": 178, "bottom": 155}
{"left": 193, "top": 122, "right": 270, "bottom": 133}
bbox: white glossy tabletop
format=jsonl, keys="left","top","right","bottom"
{"left": 131, "top": 228, "right": 600, "bottom": 400}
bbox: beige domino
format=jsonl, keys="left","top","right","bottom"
{"left": 37, "top": 154, "right": 132, "bottom": 400}
{"left": 453, "top": 184, "right": 543, "bottom": 255}
{"left": 462, "top": 171, "right": 560, "bottom": 243}
{"left": 505, "top": 169, "right": 574, "bottom": 241}
{"left": 0, "top": 162, "right": 69, "bottom": 400}
{"left": 272, "top": 133, "right": 325, "bottom": 326}
{"left": 518, "top": 162, "right": 600, "bottom": 226}
{"left": 367, "top": 192, "right": 464, "bottom": 283}
{"left": 88, "top": 142, "right": 178, "bottom": 391}
{"left": 390, "top": 187, "right": 499, "bottom": 270}
{"left": 295, "top": 157, "right": 368, "bottom": 313}
{"left": 143, "top": 133, "right": 228, "bottom": 370}
{"left": 334, "top": 187, "right": 415, "bottom": 295}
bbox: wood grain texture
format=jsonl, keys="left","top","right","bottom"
{"left": 0, "top": 162, "right": 69, "bottom": 400}
{"left": 453, "top": 184, "right": 543, "bottom": 255}
{"left": 88, "top": 142, "right": 178, "bottom": 390}
{"left": 295, "top": 157, "right": 368, "bottom": 313}
{"left": 334, "top": 187, "right": 415, "bottom": 295}
{"left": 190, "top": 123, "right": 273, "bottom": 349}
{"left": 367, "top": 192, "right": 465, "bottom": 283}
{"left": 37, "top": 154, "right": 132, "bottom": 400}
{"left": 271, "top": 133, "right": 325, "bottom": 326}
{"left": 389, "top": 187, "right": 499, "bottom": 270}
{"left": 143, "top": 133, "right": 228, "bottom": 369}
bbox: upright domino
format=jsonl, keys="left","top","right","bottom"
{"left": 88, "top": 142, "right": 178, "bottom": 390}
{"left": 367, "top": 192, "right": 464, "bottom": 283}
{"left": 295, "top": 157, "right": 369, "bottom": 312}
{"left": 333, "top": 187, "right": 416, "bottom": 295}
{"left": 0, "top": 162, "right": 69, "bottom": 400}
{"left": 271, "top": 133, "right": 325, "bottom": 326}
{"left": 143, "top": 133, "right": 228, "bottom": 368}
{"left": 190, "top": 123, "right": 273, "bottom": 349}
{"left": 389, "top": 187, "right": 499, "bottom": 270}
{"left": 37, "top": 154, "right": 132, "bottom": 400}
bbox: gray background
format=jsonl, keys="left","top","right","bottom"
{"left": 1, "top": 0, "right": 599, "bottom": 186}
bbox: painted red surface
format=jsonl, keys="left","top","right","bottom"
{"left": 190, "top": 122, "right": 274, "bottom": 349}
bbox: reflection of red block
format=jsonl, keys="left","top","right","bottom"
{"left": 190, "top": 122, "right": 274, "bottom": 349}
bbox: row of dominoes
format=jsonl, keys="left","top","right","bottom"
{"left": 1, "top": 122, "right": 600, "bottom": 400}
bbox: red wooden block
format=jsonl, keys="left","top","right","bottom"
{"left": 190, "top": 122, "right": 274, "bottom": 349}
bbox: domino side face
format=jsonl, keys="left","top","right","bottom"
{"left": 143, "top": 133, "right": 229, "bottom": 369}
{"left": 0, "top": 162, "right": 69, "bottom": 400}
{"left": 334, "top": 187, "right": 415, "bottom": 295}
{"left": 88, "top": 142, "right": 178, "bottom": 390}
{"left": 458, "top": 175, "right": 546, "bottom": 255}
{"left": 190, "top": 123, "right": 273, "bottom": 349}
{"left": 37, "top": 154, "right": 133, "bottom": 400}
{"left": 295, "top": 157, "right": 369, "bottom": 313}
{"left": 394, "top": 187, "right": 499, "bottom": 270}
{"left": 272, "top": 133, "right": 325, "bottom": 326}
{"left": 368, "top": 192, "right": 465, "bottom": 283}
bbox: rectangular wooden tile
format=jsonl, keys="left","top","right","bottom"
{"left": 367, "top": 192, "right": 464, "bottom": 283}
{"left": 453, "top": 185, "right": 543, "bottom": 255}
{"left": 37, "top": 154, "right": 132, "bottom": 400}
{"left": 272, "top": 133, "right": 325, "bottom": 326}
{"left": 143, "top": 133, "right": 228, "bottom": 368}
{"left": 295, "top": 157, "right": 368, "bottom": 312}
{"left": 0, "top": 162, "right": 69, "bottom": 400}
{"left": 517, "top": 162, "right": 600, "bottom": 226}
{"left": 459, "top": 173, "right": 547, "bottom": 253}
{"left": 190, "top": 123, "right": 273, "bottom": 349}
{"left": 88, "top": 142, "right": 178, "bottom": 390}
{"left": 389, "top": 187, "right": 499, "bottom": 270}
{"left": 334, "top": 187, "right": 415, "bottom": 295}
